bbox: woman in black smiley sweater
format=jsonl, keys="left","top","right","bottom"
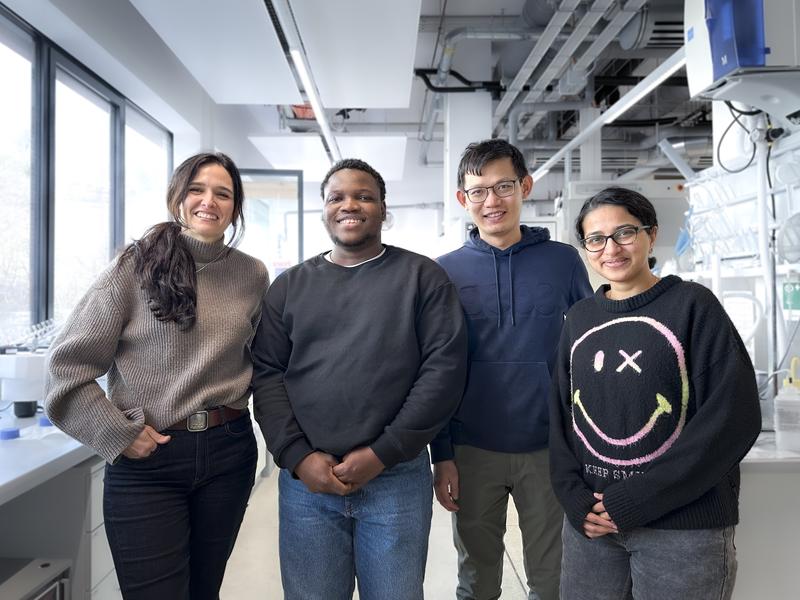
{"left": 549, "top": 187, "right": 760, "bottom": 600}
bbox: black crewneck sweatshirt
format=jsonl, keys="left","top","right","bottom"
{"left": 252, "top": 245, "right": 468, "bottom": 473}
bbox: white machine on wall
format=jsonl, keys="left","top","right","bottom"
{"left": 684, "top": 0, "right": 800, "bottom": 131}
{"left": 683, "top": 0, "right": 800, "bottom": 399}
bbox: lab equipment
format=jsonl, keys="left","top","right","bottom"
{"left": 774, "top": 357, "right": 800, "bottom": 451}
{"left": 684, "top": 0, "right": 800, "bottom": 131}
{"left": 0, "top": 352, "right": 47, "bottom": 420}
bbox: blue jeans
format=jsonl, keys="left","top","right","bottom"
{"left": 103, "top": 413, "right": 257, "bottom": 600}
{"left": 560, "top": 517, "right": 737, "bottom": 600}
{"left": 279, "top": 450, "right": 433, "bottom": 600}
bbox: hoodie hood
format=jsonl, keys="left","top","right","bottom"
{"left": 465, "top": 224, "right": 550, "bottom": 255}
{"left": 462, "top": 225, "right": 551, "bottom": 327}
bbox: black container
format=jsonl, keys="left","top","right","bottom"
{"left": 13, "top": 401, "right": 38, "bottom": 418}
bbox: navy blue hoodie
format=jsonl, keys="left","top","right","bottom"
{"left": 431, "top": 225, "right": 592, "bottom": 461}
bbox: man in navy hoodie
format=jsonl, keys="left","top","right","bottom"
{"left": 433, "top": 139, "right": 592, "bottom": 600}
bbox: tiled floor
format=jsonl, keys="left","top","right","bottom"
{"left": 221, "top": 468, "right": 532, "bottom": 599}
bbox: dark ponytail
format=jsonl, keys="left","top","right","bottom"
{"left": 118, "top": 152, "right": 245, "bottom": 330}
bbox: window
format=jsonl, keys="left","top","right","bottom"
{"left": 52, "top": 69, "right": 112, "bottom": 321}
{"left": 125, "top": 105, "right": 171, "bottom": 242}
{"left": 0, "top": 16, "right": 33, "bottom": 334}
{"left": 0, "top": 6, "right": 173, "bottom": 334}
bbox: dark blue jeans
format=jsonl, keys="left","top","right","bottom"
{"left": 103, "top": 413, "right": 257, "bottom": 600}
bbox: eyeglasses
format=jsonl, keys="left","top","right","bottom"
{"left": 580, "top": 225, "right": 652, "bottom": 252}
{"left": 462, "top": 179, "right": 520, "bottom": 203}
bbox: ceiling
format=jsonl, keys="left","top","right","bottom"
{"left": 128, "top": 0, "right": 710, "bottom": 181}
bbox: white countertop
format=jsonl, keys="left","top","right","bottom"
{"left": 0, "top": 413, "right": 797, "bottom": 508}
{"left": 742, "top": 431, "right": 800, "bottom": 468}
{"left": 0, "top": 412, "right": 95, "bottom": 506}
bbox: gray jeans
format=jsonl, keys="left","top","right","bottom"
{"left": 560, "top": 517, "right": 737, "bottom": 600}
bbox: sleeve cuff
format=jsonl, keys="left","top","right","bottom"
{"left": 90, "top": 407, "right": 145, "bottom": 464}
{"left": 279, "top": 437, "right": 315, "bottom": 475}
{"left": 370, "top": 435, "right": 406, "bottom": 470}
{"left": 430, "top": 437, "right": 454, "bottom": 463}
{"left": 603, "top": 483, "right": 648, "bottom": 531}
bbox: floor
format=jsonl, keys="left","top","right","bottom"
{"left": 221, "top": 465, "right": 532, "bottom": 599}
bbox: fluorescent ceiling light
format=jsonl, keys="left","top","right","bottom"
{"left": 290, "top": 48, "right": 341, "bottom": 162}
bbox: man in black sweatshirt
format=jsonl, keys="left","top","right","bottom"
{"left": 251, "top": 158, "right": 468, "bottom": 600}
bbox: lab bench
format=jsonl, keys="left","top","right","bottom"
{"left": 0, "top": 413, "right": 120, "bottom": 599}
{"left": 735, "top": 432, "right": 800, "bottom": 599}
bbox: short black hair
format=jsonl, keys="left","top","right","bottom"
{"left": 457, "top": 139, "right": 528, "bottom": 190}
{"left": 320, "top": 158, "right": 386, "bottom": 201}
{"left": 575, "top": 186, "right": 659, "bottom": 241}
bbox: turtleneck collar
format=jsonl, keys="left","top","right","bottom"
{"left": 594, "top": 274, "right": 681, "bottom": 313}
{"left": 180, "top": 232, "right": 228, "bottom": 264}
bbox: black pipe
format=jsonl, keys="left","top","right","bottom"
{"left": 594, "top": 75, "right": 688, "bottom": 87}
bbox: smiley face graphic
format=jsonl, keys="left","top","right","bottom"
{"left": 569, "top": 316, "right": 689, "bottom": 467}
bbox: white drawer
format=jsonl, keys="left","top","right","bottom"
{"left": 89, "top": 461, "right": 105, "bottom": 532}
{"left": 91, "top": 569, "right": 122, "bottom": 600}
{"left": 90, "top": 524, "right": 115, "bottom": 589}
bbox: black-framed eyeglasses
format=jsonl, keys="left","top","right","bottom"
{"left": 462, "top": 179, "right": 520, "bottom": 203}
{"left": 580, "top": 226, "right": 652, "bottom": 252}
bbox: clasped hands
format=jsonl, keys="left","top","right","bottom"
{"left": 583, "top": 492, "right": 618, "bottom": 538}
{"left": 294, "top": 447, "right": 385, "bottom": 495}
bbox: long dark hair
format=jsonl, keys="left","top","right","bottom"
{"left": 119, "top": 152, "right": 245, "bottom": 330}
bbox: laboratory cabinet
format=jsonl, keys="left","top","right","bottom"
{"left": 0, "top": 415, "right": 121, "bottom": 600}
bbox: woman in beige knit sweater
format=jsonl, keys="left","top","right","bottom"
{"left": 45, "top": 152, "right": 269, "bottom": 599}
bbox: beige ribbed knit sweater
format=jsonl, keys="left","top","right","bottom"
{"left": 45, "top": 234, "right": 269, "bottom": 463}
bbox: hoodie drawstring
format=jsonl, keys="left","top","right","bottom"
{"left": 508, "top": 249, "right": 515, "bottom": 326}
{"left": 491, "top": 249, "right": 501, "bottom": 328}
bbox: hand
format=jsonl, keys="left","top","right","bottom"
{"left": 121, "top": 425, "right": 171, "bottom": 459}
{"left": 583, "top": 492, "right": 618, "bottom": 539}
{"left": 295, "top": 452, "right": 354, "bottom": 495}
{"left": 433, "top": 460, "right": 460, "bottom": 512}
{"left": 332, "top": 447, "right": 385, "bottom": 490}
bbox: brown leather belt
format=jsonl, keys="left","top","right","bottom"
{"left": 167, "top": 406, "right": 247, "bottom": 432}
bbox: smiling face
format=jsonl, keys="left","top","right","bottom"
{"left": 180, "top": 163, "right": 235, "bottom": 243}
{"left": 580, "top": 204, "right": 657, "bottom": 295}
{"left": 570, "top": 316, "right": 689, "bottom": 467}
{"left": 458, "top": 157, "right": 532, "bottom": 250}
{"left": 322, "top": 168, "right": 385, "bottom": 258}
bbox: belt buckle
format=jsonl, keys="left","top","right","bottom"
{"left": 187, "top": 410, "right": 209, "bottom": 432}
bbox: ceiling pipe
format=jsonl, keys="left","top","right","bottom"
{"left": 418, "top": 26, "right": 563, "bottom": 165}
{"left": 508, "top": 100, "right": 592, "bottom": 146}
{"left": 517, "top": 127, "right": 711, "bottom": 152}
{"left": 657, "top": 138, "right": 698, "bottom": 179}
{"left": 492, "top": 0, "right": 582, "bottom": 131}
{"left": 511, "top": 0, "right": 615, "bottom": 130}
{"left": 515, "top": 0, "right": 647, "bottom": 139}
{"left": 615, "top": 137, "right": 710, "bottom": 181}
{"left": 531, "top": 47, "right": 687, "bottom": 181}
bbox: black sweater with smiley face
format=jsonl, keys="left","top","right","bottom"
{"left": 549, "top": 275, "right": 761, "bottom": 534}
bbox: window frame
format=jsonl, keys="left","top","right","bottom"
{"left": 0, "top": 3, "right": 172, "bottom": 326}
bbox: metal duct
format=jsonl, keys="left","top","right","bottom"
{"left": 618, "top": 0, "right": 684, "bottom": 49}
{"left": 515, "top": 0, "right": 647, "bottom": 139}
